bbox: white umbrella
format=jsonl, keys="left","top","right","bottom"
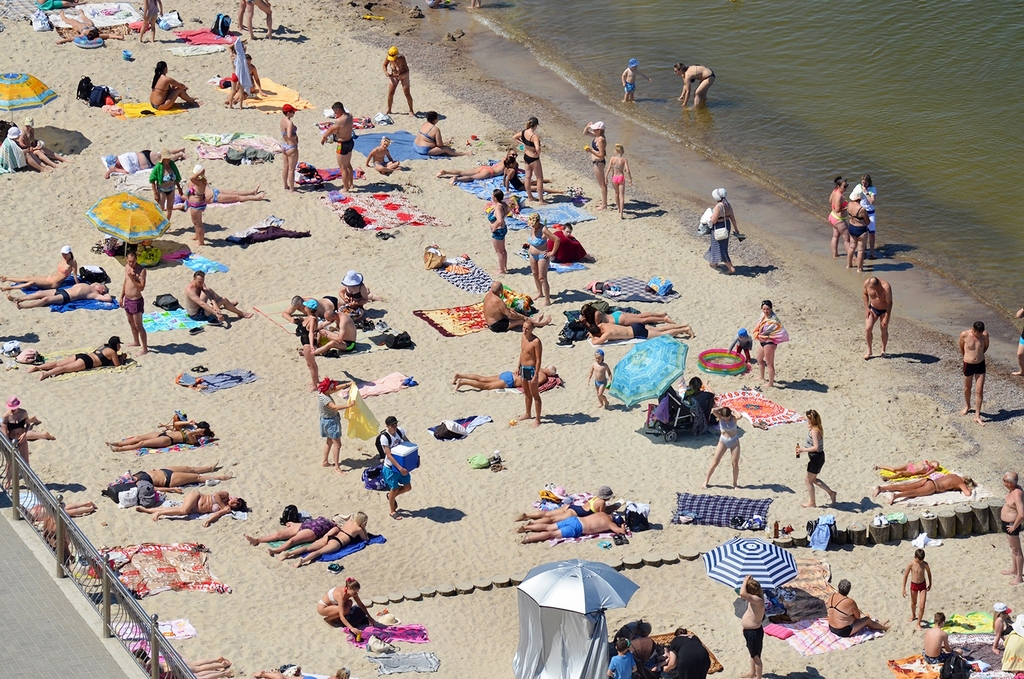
{"left": 703, "top": 537, "right": 798, "bottom": 589}
{"left": 518, "top": 559, "right": 639, "bottom": 614}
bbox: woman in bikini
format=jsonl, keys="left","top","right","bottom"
{"left": 435, "top": 150, "right": 516, "bottom": 184}
{"left": 581, "top": 304, "right": 673, "bottom": 328}
{"left": 583, "top": 122, "right": 608, "bottom": 210}
{"left": 317, "top": 578, "right": 379, "bottom": 634}
{"left": 132, "top": 464, "right": 233, "bottom": 491}
{"left": 246, "top": 516, "right": 338, "bottom": 555}
{"left": 873, "top": 460, "right": 940, "bottom": 480}
{"left": 186, "top": 165, "right": 209, "bottom": 246}
{"left": 605, "top": 143, "right": 632, "bottom": 220}
{"left": 703, "top": 406, "right": 742, "bottom": 489}
{"left": 27, "top": 336, "right": 125, "bottom": 381}
{"left": 795, "top": 409, "right": 837, "bottom": 508}
{"left": 488, "top": 188, "right": 509, "bottom": 274}
{"left": 148, "top": 151, "right": 182, "bottom": 221}
{"left": 339, "top": 271, "right": 382, "bottom": 322}
{"left": 413, "top": 111, "right": 468, "bottom": 157}
{"left": 2, "top": 396, "right": 55, "bottom": 468}
{"left": 149, "top": 61, "right": 200, "bottom": 111}
{"left": 526, "top": 213, "right": 557, "bottom": 307}
{"left": 826, "top": 579, "right": 890, "bottom": 638}
{"left": 2, "top": 247, "right": 77, "bottom": 291}
{"left": 514, "top": 117, "right": 546, "bottom": 202}
{"left": 106, "top": 421, "right": 214, "bottom": 452}
{"left": 279, "top": 512, "right": 369, "bottom": 567}
{"left": 828, "top": 176, "right": 850, "bottom": 258}
{"left": 753, "top": 300, "right": 785, "bottom": 388}
{"left": 280, "top": 104, "right": 298, "bottom": 193}
{"left": 54, "top": 10, "right": 125, "bottom": 45}
{"left": 503, "top": 150, "right": 525, "bottom": 192}
{"left": 135, "top": 489, "right": 248, "bottom": 525}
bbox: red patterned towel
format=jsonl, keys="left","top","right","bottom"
{"left": 715, "top": 389, "right": 804, "bottom": 429}
{"left": 320, "top": 192, "right": 446, "bottom": 230}
{"left": 103, "top": 543, "right": 231, "bottom": 598}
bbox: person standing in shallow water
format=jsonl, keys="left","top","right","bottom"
{"left": 674, "top": 63, "right": 715, "bottom": 107}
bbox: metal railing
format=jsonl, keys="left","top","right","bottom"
{"left": 0, "top": 434, "right": 197, "bottom": 679}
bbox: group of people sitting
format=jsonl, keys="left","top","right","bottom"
{"left": 1, "top": 118, "right": 65, "bottom": 173}
{"left": 609, "top": 620, "right": 716, "bottom": 679}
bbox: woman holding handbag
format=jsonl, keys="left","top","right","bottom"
{"left": 704, "top": 188, "right": 742, "bottom": 274}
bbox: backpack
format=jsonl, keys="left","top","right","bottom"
{"left": 807, "top": 518, "right": 838, "bottom": 550}
{"left": 342, "top": 208, "right": 366, "bottom": 229}
{"left": 211, "top": 13, "right": 231, "bottom": 37}
{"left": 362, "top": 463, "right": 388, "bottom": 491}
{"left": 77, "top": 76, "right": 94, "bottom": 101}
{"left": 79, "top": 266, "right": 110, "bottom": 284}
{"left": 939, "top": 653, "right": 970, "bottom": 679}
{"left": 154, "top": 293, "right": 181, "bottom": 310}
{"left": 279, "top": 504, "right": 300, "bottom": 525}
{"left": 381, "top": 331, "right": 412, "bottom": 349}
{"left": 89, "top": 85, "right": 110, "bottom": 108}
{"left": 625, "top": 510, "right": 650, "bottom": 533}
{"left": 103, "top": 481, "right": 136, "bottom": 504}
{"left": 374, "top": 430, "right": 394, "bottom": 460}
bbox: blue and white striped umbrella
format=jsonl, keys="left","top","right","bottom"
{"left": 702, "top": 537, "right": 797, "bottom": 589}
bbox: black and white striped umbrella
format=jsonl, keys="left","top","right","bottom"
{"left": 702, "top": 537, "right": 798, "bottom": 589}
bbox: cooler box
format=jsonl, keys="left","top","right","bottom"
{"left": 391, "top": 442, "right": 420, "bottom": 471}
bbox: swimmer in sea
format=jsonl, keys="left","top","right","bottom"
{"left": 674, "top": 63, "right": 715, "bottom": 107}
{"left": 621, "top": 58, "right": 651, "bottom": 103}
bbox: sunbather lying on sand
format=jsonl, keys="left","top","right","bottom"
{"left": 7, "top": 282, "right": 111, "bottom": 309}
{"left": 27, "top": 336, "right": 126, "bottom": 380}
{"left": 104, "top": 148, "right": 186, "bottom": 179}
{"left": 245, "top": 516, "right": 337, "bottom": 554}
{"left": 107, "top": 421, "right": 214, "bottom": 451}
{"left": 582, "top": 303, "right": 673, "bottom": 327}
{"left": 173, "top": 184, "right": 266, "bottom": 209}
{"left": 874, "top": 474, "right": 975, "bottom": 505}
{"left": 453, "top": 366, "right": 556, "bottom": 391}
{"left": 277, "top": 512, "right": 369, "bottom": 567}
{"left": 132, "top": 464, "right": 233, "bottom": 491}
{"left": 54, "top": 10, "right": 126, "bottom": 44}
{"left": 514, "top": 486, "right": 617, "bottom": 522}
{"left": 136, "top": 489, "right": 248, "bottom": 526}
{"left": 588, "top": 321, "right": 694, "bottom": 345}
{"left": 519, "top": 511, "right": 625, "bottom": 544}
{"left": 874, "top": 460, "right": 940, "bottom": 480}
{"left": 1, "top": 246, "right": 78, "bottom": 291}
{"left": 188, "top": 657, "right": 234, "bottom": 679}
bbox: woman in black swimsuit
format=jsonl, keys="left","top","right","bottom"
{"left": 514, "top": 116, "right": 546, "bottom": 203}
{"left": 825, "top": 579, "right": 889, "bottom": 638}
{"left": 133, "top": 464, "right": 233, "bottom": 490}
{"left": 107, "top": 421, "right": 214, "bottom": 452}
{"left": 2, "top": 396, "right": 55, "bottom": 465}
{"left": 27, "top": 336, "right": 124, "bottom": 381}
{"left": 278, "top": 512, "right": 369, "bottom": 567}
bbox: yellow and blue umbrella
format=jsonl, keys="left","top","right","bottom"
{"left": 0, "top": 73, "right": 57, "bottom": 112}
{"left": 86, "top": 193, "right": 170, "bottom": 243}
{"left": 607, "top": 335, "right": 689, "bottom": 407}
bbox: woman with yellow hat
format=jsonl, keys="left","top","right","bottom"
{"left": 382, "top": 46, "right": 414, "bottom": 115}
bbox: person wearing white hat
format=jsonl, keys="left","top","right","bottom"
{"left": 186, "top": 165, "right": 209, "bottom": 246}
{"left": 704, "top": 188, "right": 743, "bottom": 275}
{"left": 994, "top": 602, "right": 1014, "bottom": 653}
{"left": 583, "top": 122, "right": 608, "bottom": 210}
{"left": 340, "top": 271, "right": 382, "bottom": 322}
{"left": 2, "top": 126, "right": 49, "bottom": 172}
{"left": 846, "top": 184, "right": 870, "bottom": 273}
{"left": 1, "top": 246, "right": 79, "bottom": 291}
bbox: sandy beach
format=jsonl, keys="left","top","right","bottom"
{"left": 3, "top": 1, "right": 1024, "bottom": 677}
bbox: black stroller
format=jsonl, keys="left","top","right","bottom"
{"left": 644, "top": 386, "right": 709, "bottom": 441}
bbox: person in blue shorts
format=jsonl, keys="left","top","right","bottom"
{"left": 452, "top": 366, "right": 556, "bottom": 391}
{"left": 518, "top": 511, "right": 624, "bottom": 544}
{"left": 379, "top": 416, "right": 413, "bottom": 520}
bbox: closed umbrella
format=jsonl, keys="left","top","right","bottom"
{"left": 0, "top": 73, "right": 57, "bottom": 113}
{"left": 86, "top": 193, "right": 170, "bottom": 243}
{"left": 607, "top": 335, "right": 688, "bottom": 407}
{"left": 703, "top": 537, "right": 798, "bottom": 589}
{"left": 518, "top": 559, "right": 639, "bottom": 614}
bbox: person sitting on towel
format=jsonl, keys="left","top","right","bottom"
{"left": 923, "top": 612, "right": 956, "bottom": 664}
{"left": 587, "top": 320, "right": 694, "bottom": 345}
{"left": 513, "top": 485, "right": 618, "bottom": 522}
{"left": 518, "top": 511, "right": 625, "bottom": 544}
{"left": 135, "top": 489, "right": 247, "bottom": 526}
{"left": 825, "top": 579, "right": 890, "bottom": 637}
{"left": 6, "top": 282, "right": 111, "bottom": 309}
{"left": 483, "top": 281, "right": 551, "bottom": 333}
{"left": 104, "top": 148, "right": 186, "bottom": 179}
{"left": 453, "top": 365, "right": 556, "bottom": 391}
{"left": 339, "top": 270, "right": 383, "bottom": 322}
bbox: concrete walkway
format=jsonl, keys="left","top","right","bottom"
{"left": 0, "top": 512, "right": 135, "bottom": 678}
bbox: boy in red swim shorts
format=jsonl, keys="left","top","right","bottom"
{"left": 902, "top": 548, "right": 932, "bottom": 630}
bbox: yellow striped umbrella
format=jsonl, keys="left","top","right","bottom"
{"left": 0, "top": 73, "right": 57, "bottom": 113}
{"left": 86, "top": 193, "right": 170, "bottom": 243}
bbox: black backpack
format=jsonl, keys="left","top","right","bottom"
{"left": 940, "top": 653, "right": 970, "bottom": 679}
{"left": 211, "top": 13, "right": 231, "bottom": 37}
{"left": 78, "top": 267, "right": 110, "bottom": 284}
{"left": 154, "top": 294, "right": 181, "bottom": 310}
{"left": 76, "top": 76, "right": 93, "bottom": 101}
{"left": 381, "top": 331, "right": 412, "bottom": 349}
{"left": 88, "top": 85, "right": 110, "bottom": 108}
{"left": 374, "top": 430, "right": 393, "bottom": 460}
{"left": 279, "top": 504, "right": 300, "bottom": 525}
{"left": 102, "top": 481, "right": 136, "bottom": 504}
{"left": 625, "top": 509, "right": 650, "bottom": 533}
{"left": 342, "top": 208, "right": 366, "bottom": 229}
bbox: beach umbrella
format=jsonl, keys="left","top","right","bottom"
{"left": 86, "top": 193, "right": 170, "bottom": 244}
{"left": 518, "top": 559, "right": 639, "bottom": 614}
{"left": 0, "top": 73, "right": 57, "bottom": 113}
{"left": 703, "top": 537, "right": 798, "bottom": 590}
{"left": 607, "top": 335, "right": 688, "bottom": 407}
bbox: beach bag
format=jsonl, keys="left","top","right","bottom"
{"left": 279, "top": 504, "right": 300, "bottom": 525}
{"left": 77, "top": 77, "right": 94, "bottom": 101}
{"left": 2, "top": 341, "right": 20, "bottom": 356}
{"left": 157, "top": 10, "right": 182, "bottom": 30}
{"left": 79, "top": 266, "right": 110, "bottom": 284}
{"left": 103, "top": 481, "right": 136, "bottom": 504}
{"left": 211, "top": 12, "right": 231, "bottom": 37}
{"left": 381, "top": 331, "right": 412, "bottom": 349}
{"left": 342, "top": 207, "right": 366, "bottom": 229}
{"left": 468, "top": 454, "right": 490, "bottom": 469}
{"left": 714, "top": 218, "right": 732, "bottom": 241}
{"left": 32, "top": 9, "right": 51, "bottom": 31}
{"left": 89, "top": 85, "right": 110, "bottom": 108}
{"left": 624, "top": 502, "right": 651, "bottom": 532}
{"left": 15, "top": 349, "right": 39, "bottom": 364}
{"left": 367, "top": 636, "right": 397, "bottom": 654}
{"left": 646, "top": 277, "right": 673, "bottom": 296}
{"left": 154, "top": 293, "right": 181, "bottom": 310}
{"left": 362, "top": 463, "right": 388, "bottom": 491}
{"left": 698, "top": 207, "right": 714, "bottom": 236}
{"left": 423, "top": 244, "right": 446, "bottom": 270}
{"left": 940, "top": 653, "right": 970, "bottom": 679}
{"left": 117, "top": 486, "right": 139, "bottom": 508}
{"left": 433, "top": 420, "right": 467, "bottom": 441}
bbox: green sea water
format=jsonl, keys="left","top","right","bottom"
{"left": 475, "top": 1, "right": 1024, "bottom": 312}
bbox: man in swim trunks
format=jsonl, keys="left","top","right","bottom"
{"left": 863, "top": 277, "right": 892, "bottom": 360}
{"left": 308, "top": 311, "right": 357, "bottom": 358}
{"left": 519, "top": 319, "right": 543, "bottom": 427}
{"left": 452, "top": 365, "right": 556, "bottom": 391}
{"left": 1001, "top": 472, "right": 1024, "bottom": 585}
{"left": 321, "top": 102, "right": 354, "bottom": 192}
{"left": 182, "top": 271, "right": 253, "bottom": 325}
{"left": 121, "top": 245, "right": 148, "bottom": 355}
{"left": 513, "top": 486, "right": 618, "bottom": 523}
{"left": 519, "top": 510, "right": 625, "bottom": 543}
{"left": 873, "top": 474, "right": 975, "bottom": 505}
{"left": 587, "top": 321, "right": 694, "bottom": 345}
{"left": 825, "top": 579, "right": 890, "bottom": 638}
{"left": 739, "top": 575, "right": 766, "bottom": 679}
{"left": 958, "top": 321, "right": 989, "bottom": 426}
{"left": 621, "top": 58, "right": 650, "bottom": 103}
{"left": 674, "top": 63, "right": 715, "bottom": 107}
{"left": 7, "top": 282, "right": 111, "bottom": 309}
{"left": 382, "top": 47, "right": 415, "bottom": 116}
{"left": 482, "top": 281, "right": 550, "bottom": 333}
{"left": 922, "top": 612, "right": 955, "bottom": 664}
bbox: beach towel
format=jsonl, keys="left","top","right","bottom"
{"left": 780, "top": 617, "right": 884, "bottom": 655}
{"left": 0, "top": 138, "right": 26, "bottom": 174}
{"left": 321, "top": 192, "right": 446, "bottom": 230}
{"left": 670, "top": 492, "right": 772, "bottom": 528}
{"left": 517, "top": 248, "right": 587, "bottom": 272}
{"left": 318, "top": 533, "right": 386, "bottom": 562}
{"left": 168, "top": 44, "right": 225, "bottom": 57}
{"left": 135, "top": 438, "right": 215, "bottom": 457}
{"left": 715, "top": 390, "right": 805, "bottom": 429}
{"left": 181, "top": 255, "right": 228, "bottom": 274}
{"left": 141, "top": 308, "right": 207, "bottom": 333}
{"left": 231, "top": 36, "right": 252, "bottom": 93}
{"left": 247, "top": 78, "right": 313, "bottom": 114}
{"left": 115, "top": 103, "right": 187, "bottom": 119}
{"left": 548, "top": 527, "right": 631, "bottom": 547}
{"left": 886, "top": 655, "right": 941, "bottom": 679}
{"left": 366, "top": 652, "right": 440, "bottom": 675}
{"left": 507, "top": 203, "right": 598, "bottom": 230}
{"left": 893, "top": 484, "right": 992, "bottom": 507}
{"left": 48, "top": 2, "right": 139, "bottom": 27}
{"left": 353, "top": 130, "right": 448, "bottom": 162}
{"left": 43, "top": 347, "right": 137, "bottom": 381}
{"left": 454, "top": 169, "right": 528, "bottom": 201}
{"left": 946, "top": 633, "right": 1003, "bottom": 670}
{"left": 180, "top": 369, "right": 258, "bottom": 394}
{"left": 49, "top": 297, "right": 119, "bottom": 313}
{"left": 345, "top": 624, "right": 430, "bottom": 649}
{"left": 197, "top": 136, "right": 282, "bottom": 159}
{"left": 102, "top": 543, "right": 231, "bottom": 598}
{"left": 435, "top": 257, "right": 492, "bottom": 294}
{"left": 227, "top": 216, "right": 309, "bottom": 244}
{"left": 592, "top": 276, "right": 680, "bottom": 304}
{"left": 588, "top": 335, "right": 644, "bottom": 347}
{"left": 114, "top": 618, "right": 197, "bottom": 642}
{"left": 942, "top": 612, "right": 994, "bottom": 634}
{"left": 427, "top": 415, "right": 492, "bottom": 439}
{"left": 356, "top": 372, "right": 410, "bottom": 398}
{"left": 413, "top": 303, "right": 488, "bottom": 337}
{"left": 879, "top": 464, "right": 951, "bottom": 481}
{"left": 174, "top": 28, "right": 234, "bottom": 45}
{"left": 344, "top": 385, "right": 379, "bottom": 440}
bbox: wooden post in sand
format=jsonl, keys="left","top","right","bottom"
{"left": 971, "top": 502, "right": 992, "bottom": 534}
{"left": 920, "top": 513, "right": 939, "bottom": 538}
{"left": 832, "top": 526, "right": 848, "bottom": 546}
{"left": 867, "top": 522, "right": 890, "bottom": 545}
{"left": 988, "top": 498, "right": 1006, "bottom": 534}
{"left": 791, "top": 530, "right": 809, "bottom": 548}
{"left": 772, "top": 536, "right": 794, "bottom": 549}
{"left": 847, "top": 522, "right": 867, "bottom": 546}
{"left": 903, "top": 513, "right": 921, "bottom": 540}
{"left": 953, "top": 506, "right": 973, "bottom": 536}
{"left": 935, "top": 509, "right": 957, "bottom": 538}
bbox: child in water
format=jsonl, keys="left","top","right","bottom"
{"left": 588, "top": 349, "right": 613, "bottom": 409}
{"left": 621, "top": 58, "right": 651, "bottom": 103}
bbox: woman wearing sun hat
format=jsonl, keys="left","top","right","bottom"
{"left": 340, "top": 271, "right": 383, "bottom": 322}
{"left": 583, "top": 122, "right": 608, "bottom": 210}
{"left": 383, "top": 46, "right": 414, "bottom": 115}
{"left": 2, "top": 396, "right": 56, "bottom": 466}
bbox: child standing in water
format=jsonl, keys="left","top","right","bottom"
{"left": 606, "top": 144, "right": 632, "bottom": 220}
{"left": 588, "top": 349, "right": 613, "bottom": 409}
{"left": 621, "top": 58, "right": 651, "bottom": 102}
{"left": 902, "top": 548, "right": 932, "bottom": 629}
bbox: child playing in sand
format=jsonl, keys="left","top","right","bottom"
{"left": 902, "top": 548, "right": 932, "bottom": 628}
{"left": 730, "top": 328, "right": 753, "bottom": 363}
{"left": 621, "top": 59, "right": 651, "bottom": 103}
{"left": 588, "top": 349, "right": 613, "bottom": 409}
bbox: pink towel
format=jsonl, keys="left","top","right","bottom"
{"left": 174, "top": 29, "right": 235, "bottom": 45}
{"left": 344, "top": 624, "right": 429, "bottom": 648}
{"left": 357, "top": 372, "right": 409, "bottom": 398}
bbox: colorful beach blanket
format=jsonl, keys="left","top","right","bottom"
{"left": 594, "top": 276, "right": 680, "bottom": 304}
{"left": 454, "top": 167, "right": 528, "bottom": 201}
{"left": 942, "top": 612, "right": 993, "bottom": 634}
{"left": 436, "top": 257, "right": 493, "bottom": 294}
{"left": 186, "top": 369, "right": 258, "bottom": 394}
{"left": 142, "top": 308, "right": 207, "bottom": 333}
{"left": 319, "top": 533, "right": 386, "bottom": 562}
{"left": 779, "top": 617, "right": 884, "bottom": 656}
{"left": 356, "top": 372, "right": 410, "bottom": 398}
{"left": 48, "top": 2, "right": 140, "bottom": 27}
{"left": 135, "top": 439, "right": 215, "bottom": 457}
{"left": 715, "top": 390, "right": 804, "bottom": 429}
{"left": 248, "top": 78, "right": 313, "bottom": 114}
{"left": 321, "top": 192, "right": 446, "bottom": 230}
{"left": 879, "top": 464, "right": 950, "bottom": 482}
{"left": 49, "top": 298, "right": 119, "bottom": 313}
{"left": 366, "top": 653, "right": 441, "bottom": 676}
{"left": 103, "top": 543, "right": 231, "bottom": 598}
{"left": 886, "top": 655, "right": 941, "bottom": 679}
{"left": 670, "top": 492, "right": 772, "bottom": 528}
{"left": 413, "top": 303, "right": 488, "bottom": 337}
{"left": 115, "top": 103, "right": 187, "bottom": 119}
{"left": 344, "top": 624, "right": 430, "bottom": 648}
{"left": 114, "top": 618, "right": 197, "bottom": 642}
{"left": 352, "top": 130, "right": 447, "bottom": 162}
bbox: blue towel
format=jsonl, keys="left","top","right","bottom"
{"left": 197, "top": 369, "right": 258, "bottom": 394}
{"left": 352, "top": 130, "right": 449, "bottom": 162}
{"left": 182, "top": 255, "right": 229, "bottom": 274}
{"left": 49, "top": 298, "right": 120, "bottom": 313}
{"left": 318, "top": 533, "right": 386, "bottom": 562}
{"left": 506, "top": 204, "right": 596, "bottom": 231}
{"left": 516, "top": 249, "right": 587, "bottom": 273}
{"left": 454, "top": 167, "right": 528, "bottom": 201}
{"left": 809, "top": 514, "right": 835, "bottom": 551}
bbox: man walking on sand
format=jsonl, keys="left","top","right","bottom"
{"left": 863, "top": 277, "right": 892, "bottom": 359}
{"left": 519, "top": 319, "right": 543, "bottom": 427}
{"left": 382, "top": 47, "right": 414, "bottom": 115}
{"left": 739, "top": 575, "right": 765, "bottom": 679}
{"left": 321, "top": 102, "right": 354, "bottom": 192}
{"left": 1001, "top": 472, "right": 1024, "bottom": 585}
{"left": 959, "top": 321, "right": 989, "bottom": 425}
{"left": 122, "top": 244, "right": 148, "bottom": 355}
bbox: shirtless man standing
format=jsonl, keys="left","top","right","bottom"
{"left": 1000, "top": 472, "right": 1024, "bottom": 585}
{"left": 959, "top": 321, "right": 989, "bottom": 425}
{"left": 519, "top": 319, "right": 543, "bottom": 427}
{"left": 483, "top": 281, "right": 550, "bottom": 333}
{"left": 739, "top": 575, "right": 765, "bottom": 679}
{"left": 122, "top": 245, "right": 148, "bottom": 355}
{"left": 321, "top": 102, "right": 354, "bottom": 193}
{"left": 587, "top": 321, "right": 694, "bottom": 345}
{"left": 382, "top": 47, "right": 414, "bottom": 116}
{"left": 863, "top": 277, "right": 892, "bottom": 360}
{"left": 674, "top": 63, "right": 716, "bottom": 107}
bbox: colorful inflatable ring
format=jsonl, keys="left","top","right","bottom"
{"left": 697, "top": 349, "right": 747, "bottom": 375}
{"left": 74, "top": 36, "right": 105, "bottom": 49}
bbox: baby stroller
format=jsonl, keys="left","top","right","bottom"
{"left": 644, "top": 386, "right": 707, "bottom": 441}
